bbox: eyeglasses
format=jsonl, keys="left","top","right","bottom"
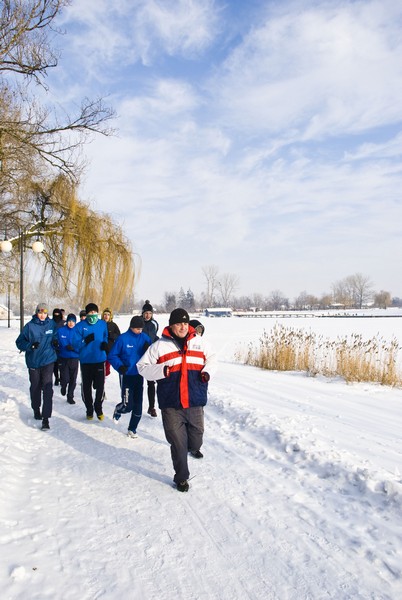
{"left": 37, "top": 309, "right": 48, "bottom": 314}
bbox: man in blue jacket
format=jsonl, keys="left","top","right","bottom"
{"left": 15, "top": 302, "right": 59, "bottom": 430}
{"left": 72, "top": 302, "right": 108, "bottom": 421}
{"left": 108, "top": 315, "right": 151, "bottom": 438}
{"left": 57, "top": 313, "right": 80, "bottom": 404}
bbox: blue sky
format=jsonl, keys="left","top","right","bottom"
{"left": 47, "top": 0, "right": 402, "bottom": 304}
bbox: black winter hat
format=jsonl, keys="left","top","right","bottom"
{"left": 85, "top": 302, "right": 98, "bottom": 313}
{"left": 169, "top": 308, "right": 190, "bottom": 326}
{"left": 79, "top": 309, "right": 86, "bottom": 318}
{"left": 130, "top": 315, "right": 145, "bottom": 329}
{"left": 53, "top": 308, "right": 62, "bottom": 321}
{"left": 142, "top": 300, "right": 153, "bottom": 313}
{"left": 67, "top": 313, "right": 77, "bottom": 323}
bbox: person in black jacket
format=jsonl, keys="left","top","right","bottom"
{"left": 52, "top": 308, "right": 64, "bottom": 385}
{"left": 141, "top": 300, "right": 159, "bottom": 417}
{"left": 101, "top": 307, "right": 121, "bottom": 377}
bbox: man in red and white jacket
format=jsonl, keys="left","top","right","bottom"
{"left": 137, "top": 308, "right": 217, "bottom": 492}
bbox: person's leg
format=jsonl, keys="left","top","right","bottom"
{"left": 80, "top": 363, "right": 94, "bottom": 416}
{"left": 59, "top": 358, "right": 68, "bottom": 395}
{"left": 28, "top": 367, "right": 42, "bottom": 416}
{"left": 41, "top": 363, "right": 54, "bottom": 419}
{"left": 67, "top": 359, "right": 79, "bottom": 403}
{"left": 128, "top": 376, "right": 144, "bottom": 433}
{"left": 162, "top": 408, "right": 190, "bottom": 484}
{"left": 53, "top": 361, "right": 60, "bottom": 385}
{"left": 147, "top": 381, "right": 157, "bottom": 416}
{"left": 187, "top": 407, "right": 205, "bottom": 453}
{"left": 93, "top": 362, "right": 106, "bottom": 416}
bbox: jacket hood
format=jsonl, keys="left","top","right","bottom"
{"left": 102, "top": 307, "right": 114, "bottom": 321}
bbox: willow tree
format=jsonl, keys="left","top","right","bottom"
{"left": 2, "top": 175, "right": 136, "bottom": 309}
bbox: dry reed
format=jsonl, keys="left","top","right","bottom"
{"left": 235, "top": 324, "right": 402, "bottom": 386}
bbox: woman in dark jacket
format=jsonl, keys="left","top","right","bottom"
{"left": 101, "top": 307, "right": 121, "bottom": 376}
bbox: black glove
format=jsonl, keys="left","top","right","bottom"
{"left": 119, "top": 365, "right": 128, "bottom": 375}
{"left": 52, "top": 339, "right": 59, "bottom": 349}
{"left": 31, "top": 341, "right": 40, "bottom": 350}
{"left": 100, "top": 341, "right": 108, "bottom": 351}
{"left": 200, "top": 372, "right": 210, "bottom": 383}
{"left": 84, "top": 333, "right": 95, "bottom": 345}
{"left": 66, "top": 344, "right": 74, "bottom": 351}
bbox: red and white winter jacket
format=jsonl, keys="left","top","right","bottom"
{"left": 137, "top": 326, "right": 217, "bottom": 409}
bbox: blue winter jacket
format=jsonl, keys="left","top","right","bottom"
{"left": 16, "top": 315, "right": 58, "bottom": 369}
{"left": 58, "top": 324, "right": 79, "bottom": 359}
{"left": 108, "top": 329, "right": 151, "bottom": 376}
{"left": 72, "top": 318, "right": 108, "bottom": 364}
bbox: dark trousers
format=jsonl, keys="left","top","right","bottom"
{"left": 115, "top": 374, "right": 144, "bottom": 432}
{"left": 60, "top": 357, "right": 79, "bottom": 402}
{"left": 161, "top": 406, "right": 204, "bottom": 484}
{"left": 147, "top": 380, "right": 156, "bottom": 409}
{"left": 28, "top": 362, "right": 54, "bottom": 419}
{"left": 53, "top": 360, "right": 60, "bottom": 384}
{"left": 80, "top": 362, "right": 105, "bottom": 416}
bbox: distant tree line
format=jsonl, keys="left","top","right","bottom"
{"left": 141, "top": 268, "right": 398, "bottom": 313}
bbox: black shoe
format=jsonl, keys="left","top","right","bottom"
{"left": 176, "top": 480, "right": 189, "bottom": 492}
{"left": 67, "top": 398, "right": 76, "bottom": 404}
{"left": 60, "top": 386, "right": 67, "bottom": 396}
{"left": 190, "top": 450, "right": 203, "bottom": 459}
{"left": 41, "top": 418, "right": 50, "bottom": 430}
{"left": 33, "top": 410, "right": 42, "bottom": 420}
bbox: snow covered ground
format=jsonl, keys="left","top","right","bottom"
{"left": 1, "top": 313, "right": 402, "bottom": 600}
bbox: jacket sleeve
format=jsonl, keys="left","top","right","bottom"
{"left": 15, "top": 325, "right": 31, "bottom": 352}
{"left": 137, "top": 341, "right": 166, "bottom": 381}
{"left": 200, "top": 338, "right": 218, "bottom": 378}
{"left": 108, "top": 337, "right": 123, "bottom": 371}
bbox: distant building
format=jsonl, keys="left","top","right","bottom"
{"left": 204, "top": 307, "right": 233, "bottom": 317}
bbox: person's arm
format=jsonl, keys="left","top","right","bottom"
{"left": 137, "top": 341, "right": 167, "bottom": 381}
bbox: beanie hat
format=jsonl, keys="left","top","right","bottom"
{"left": 36, "top": 302, "right": 48, "bottom": 313}
{"left": 52, "top": 308, "right": 62, "bottom": 322}
{"left": 142, "top": 300, "right": 153, "bottom": 314}
{"left": 67, "top": 313, "right": 77, "bottom": 323}
{"left": 85, "top": 302, "right": 98, "bottom": 313}
{"left": 169, "top": 308, "right": 190, "bottom": 326}
{"left": 189, "top": 319, "right": 205, "bottom": 336}
{"left": 130, "top": 315, "right": 145, "bottom": 329}
{"left": 79, "top": 309, "right": 86, "bottom": 318}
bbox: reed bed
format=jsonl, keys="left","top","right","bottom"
{"left": 235, "top": 324, "right": 402, "bottom": 386}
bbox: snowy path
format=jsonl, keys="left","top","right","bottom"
{"left": 1, "top": 322, "right": 402, "bottom": 599}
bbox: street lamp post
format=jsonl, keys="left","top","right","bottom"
{"left": 1, "top": 232, "right": 44, "bottom": 332}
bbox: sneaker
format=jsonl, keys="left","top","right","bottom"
{"left": 112, "top": 409, "right": 121, "bottom": 423}
{"left": 190, "top": 450, "right": 203, "bottom": 459}
{"left": 176, "top": 480, "right": 189, "bottom": 492}
{"left": 41, "top": 418, "right": 50, "bottom": 430}
{"left": 127, "top": 430, "right": 138, "bottom": 438}
{"left": 97, "top": 414, "right": 104, "bottom": 421}
{"left": 147, "top": 408, "right": 157, "bottom": 417}
{"left": 67, "top": 398, "right": 76, "bottom": 404}
{"left": 33, "top": 410, "right": 42, "bottom": 420}
{"left": 86, "top": 414, "right": 94, "bottom": 421}
{"left": 60, "top": 386, "right": 67, "bottom": 396}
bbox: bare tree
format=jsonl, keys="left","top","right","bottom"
{"left": 0, "top": 0, "right": 114, "bottom": 184}
{"left": 218, "top": 273, "right": 239, "bottom": 306}
{"left": 202, "top": 265, "right": 219, "bottom": 307}
{"left": 267, "top": 290, "right": 288, "bottom": 310}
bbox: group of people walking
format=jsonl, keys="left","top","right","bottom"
{"left": 15, "top": 301, "right": 216, "bottom": 491}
